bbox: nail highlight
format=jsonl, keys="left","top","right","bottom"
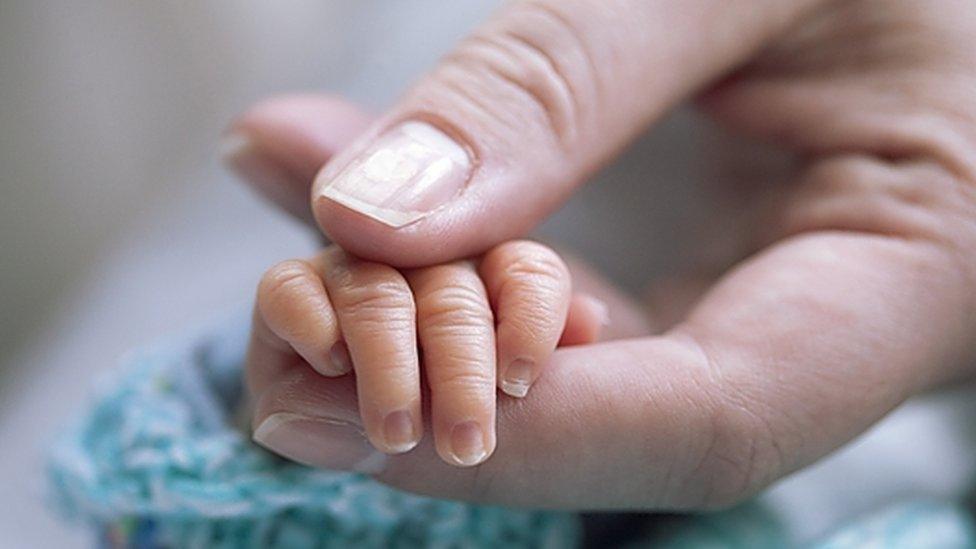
{"left": 317, "top": 121, "right": 472, "bottom": 227}
{"left": 253, "top": 412, "right": 385, "bottom": 474}
{"left": 501, "top": 359, "right": 535, "bottom": 398}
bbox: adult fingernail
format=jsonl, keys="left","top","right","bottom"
{"left": 501, "top": 359, "right": 534, "bottom": 398}
{"left": 315, "top": 121, "right": 473, "bottom": 228}
{"left": 448, "top": 421, "right": 489, "bottom": 467}
{"left": 253, "top": 412, "right": 386, "bottom": 474}
{"left": 382, "top": 410, "right": 420, "bottom": 454}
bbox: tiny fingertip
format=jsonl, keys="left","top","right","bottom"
{"left": 579, "top": 294, "right": 611, "bottom": 327}
{"left": 328, "top": 341, "right": 353, "bottom": 375}
{"left": 447, "top": 421, "right": 491, "bottom": 467}
{"left": 501, "top": 358, "right": 534, "bottom": 398}
{"left": 501, "top": 379, "right": 531, "bottom": 398}
{"left": 382, "top": 409, "right": 421, "bottom": 454}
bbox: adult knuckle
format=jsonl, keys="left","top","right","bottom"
{"left": 790, "top": 153, "right": 976, "bottom": 313}
{"left": 440, "top": 4, "right": 591, "bottom": 148}
{"left": 786, "top": 153, "right": 976, "bottom": 247}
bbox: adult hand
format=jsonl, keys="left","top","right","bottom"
{"left": 225, "top": 0, "right": 976, "bottom": 509}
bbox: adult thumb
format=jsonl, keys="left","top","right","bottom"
{"left": 311, "top": 0, "right": 819, "bottom": 266}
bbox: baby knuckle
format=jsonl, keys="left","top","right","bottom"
{"left": 429, "top": 367, "right": 494, "bottom": 394}
{"left": 505, "top": 304, "right": 560, "bottom": 336}
{"left": 342, "top": 280, "right": 415, "bottom": 320}
{"left": 418, "top": 284, "right": 492, "bottom": 327}
{"left": 500, "top": 239, "right": 558, "bottom": 260}
{"left": 501, "top": 244, "right": 569, "bottom": 287}
{"left": 258, "top": 260, "right": 317, "bottom": 307}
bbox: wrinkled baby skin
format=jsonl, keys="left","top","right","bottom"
{"left": 246, "top": 240, "right": 608, "bottom": 468}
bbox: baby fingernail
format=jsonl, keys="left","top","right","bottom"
{"left": 329, "top": 341, "right": 353, "bottom": 375}
{"left": 382, "top": 410, "right": 419, "bottom": 454}
{"left": 501, "top": 359, "right": 534, "bottom": 398}
{"left": 586, "top": 296, "right": 611, "bottom": 327}
{"left": 315, "top": 121, "right": 472, "bottom": 228}
{"left": 253, "top": 412, "right": 386, "bottom": 474}
{"left": 448, "top": 421, "right": 489, "bottom": 467}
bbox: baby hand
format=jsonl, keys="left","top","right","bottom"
{"left": 247, "top": 241, "right": 604, "bottom": 467}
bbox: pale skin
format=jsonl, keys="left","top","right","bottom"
{"left": 248, "top": 241, "right": 613, "bottom": 467}
{"left": 227, "top": 0, "right": 976, "bottom": 510}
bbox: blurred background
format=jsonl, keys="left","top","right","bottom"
{"left": 2, "top": 2, "right": 975, "bottom": 547}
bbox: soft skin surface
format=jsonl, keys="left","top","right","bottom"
{"left": 228, "top": 0, "right": 976, "bottom": 509}
{"left": 248, "top": 241, "right": 604, "bottom": 467}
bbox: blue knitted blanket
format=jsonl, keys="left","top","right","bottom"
{"left": 46, "top": 315, "right": 976, "bottom": 548}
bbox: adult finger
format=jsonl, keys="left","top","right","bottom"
{"left": 222, "top": 94, "right": 373, "bottom": 225}
{"left": 309, "top": 0, "right": 823, "bottom": 266}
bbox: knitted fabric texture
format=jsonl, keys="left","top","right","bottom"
{"left": 46, "top": 316, "right": 580, "bottom": 548}
{"left": 46, "top": 313, "right": 976, "bottom": 547}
